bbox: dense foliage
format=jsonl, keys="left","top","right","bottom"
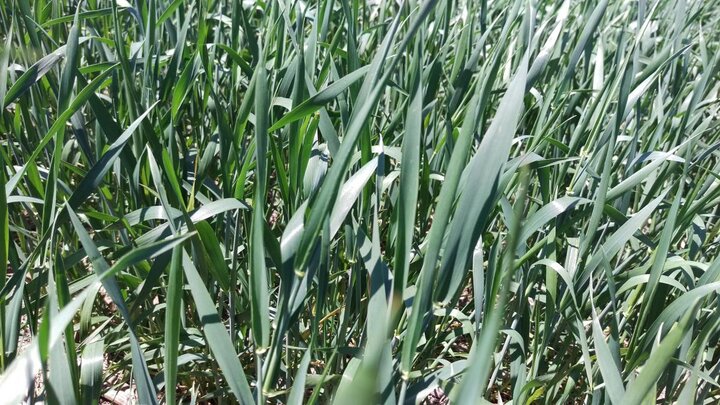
{"left": 1, "top": 0, "right": 720, "bottom": 403}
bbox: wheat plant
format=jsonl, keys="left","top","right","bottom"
{"left": 1, "top": 0, "right": 720, "bottom": 403}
